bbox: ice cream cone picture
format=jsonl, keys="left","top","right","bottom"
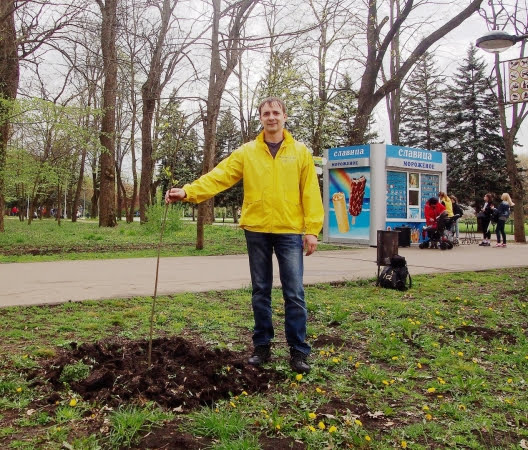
{"left": 332, "top": 192, "right": 350, "bottom": 233}
{"left": 348, "top": 176, "right": 366, "bottom": 225}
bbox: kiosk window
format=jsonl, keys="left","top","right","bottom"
{"left": 409, "top": 190, "right": 419, "bottom": 206}
{"left": 420, "top": 174, "right": 440, "bottom": 219}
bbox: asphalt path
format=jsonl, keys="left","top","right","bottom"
{"left": 2, "top": 242, "right": 527, "bottom": 308}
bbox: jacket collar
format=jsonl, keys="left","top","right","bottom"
{"left": 256, "top": 129, "right": 294, "bottom": 146}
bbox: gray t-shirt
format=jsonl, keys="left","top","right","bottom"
{"left": 265, "top": 140, "right": 283, "bottom": 158}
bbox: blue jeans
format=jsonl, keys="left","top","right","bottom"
{"left": 244, "top": 230, "right": 310, "bottom": 355}
{"left": 496, "top": 219, "right": 506, "bottom": 243}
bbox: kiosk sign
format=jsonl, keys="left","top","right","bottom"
{"left": 385, "top": 145, "right": 445, "bottom": 171}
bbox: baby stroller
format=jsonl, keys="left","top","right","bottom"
{"left": 419, "top": 212, "right": 460, "bottom": 250}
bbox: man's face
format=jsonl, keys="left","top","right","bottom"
{"left": 259, "top": 101, "right": 287, "bottom": 135}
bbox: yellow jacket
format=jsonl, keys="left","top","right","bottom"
{"left": 182, "top": 130, "right": 324, "bottom": 236}
{"left": 441, "top": 196, "right": 453, "bottom": 217}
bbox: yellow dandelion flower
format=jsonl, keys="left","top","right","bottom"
{"left": 318, "top": 421, "right": 326, "bottom": 430}
{"left": 438, "top": 325, "right": 444, "bottom": 330}
{"left": 422, "top": 405, "right": 429, "bottom": 411}
{"left": 392, "top": 356, "right": 399, "bottom": 360}
{"left": 457, "top": 352, "right": 464, "bottom": 357}
{"left": 16, "top": 387, "right": 22, "bottom": 393}
{"left": 332, "top": 357, "right": 340, "bottom": 363}
{"left": 504, "top": 398, "right": 513, "bottom": 404}
{"left": 455, "top": 296, "right": 461, "bottom": 300}
{"left": 308, "top": 425, "right": 316, "bottom": 432}
{"left": 458, "top": 404, "right": 466, "bottom": 410}
{"left": 417, "top": 362, "right": 422, "bottom": 369}
{"left": 401, "top": 441, "right": 408, "bottom": 449}
{"left": 437, "top": 395, "right": 444, "bottom": 399}
{"left": 416, "top": 320, "right": 421, "bottom": 325}
{"left": 230, "top": 402, "right": 236, "bottom": 408}
{"left": 507, "top": 378, "right": 513, "bottom": 384}
{"left": 427, "top": 387, "right": 436, "bottom": 393}
{"left": 320, "top": 350, "right": 326, "bottom": 356}
{"left": 365, "top": 435, "right": 371, "bottom": 441}
{"left": 329, "top": 425, "right": 337, "bottom": 433}
{"left": 261, "top": 409, "right": 268, "bottom": 414}
{"left": 355, "top": 419, "right": 363, "bottom": 426}
{"left": 425, "top": 414, "right": 433, "bottom": 421}
{"left": 432, "top": 343, "right": 439, "bottom": 348}
{"left": 465, "top": 339, "right": 470, "bottom": 343}
{"left": 308, "top": 412, "right": 317, "bottom": 420}
{"left": 355, "top": 361, "right": 361, "bottom": 368}
{"left": 295, "top": 373, "right": 303, "bottom": 381}
{"left": 69, "top": 398, "right": 77, "bottom": 407}
{"left": 242, "top": 391, "right": 248, "bottom": 396}
{"left": 382, "top": 380, "right": 389, "bottom": 385}
{"left": 275, "top": 424, "right": 281, "bottom": 430}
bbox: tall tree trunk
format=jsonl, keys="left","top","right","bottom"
{"left": 0, "top": 0, "right": 19, "bottom": 232}
{"left": 98, "top": 0, "right": 118, "bottom": 227}
{"left": 139, "top": 0, "right": 177, "bottom": 224}
{"left": 197, "top": 0, "right": 256, "bottom": 250}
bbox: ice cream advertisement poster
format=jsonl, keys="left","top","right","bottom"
{"left": 328, "top": 168, "right": 371, "bottom": 239}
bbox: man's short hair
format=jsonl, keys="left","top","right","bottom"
{"left": 258, "top": 97, "right": 287, "bottom": 115}
{"left": 428, "top": 197, "right": 438, "bottom": 206}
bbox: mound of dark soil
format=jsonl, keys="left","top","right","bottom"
{"left": 34, "top": 336, "right": 282, "bottom": 410}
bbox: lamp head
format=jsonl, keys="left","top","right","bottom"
{"left": 476, "top": 31, "right": 520, "bottom": 53}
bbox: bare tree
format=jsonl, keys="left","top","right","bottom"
{"left": 481, "top": 1, "right": 527, "bottom": 243}
{"left": 196, "top": 0, "right": 258, "bottom": 250}
{"left": 350, "top": 0, "right": 483, "bottom": 145}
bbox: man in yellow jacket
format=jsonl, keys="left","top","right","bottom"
{"left": 165, "top": 97, "right": 324, "bottom": 373}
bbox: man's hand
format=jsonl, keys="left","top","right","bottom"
{"left": 165, "top": 187, "right": 186, "bottom": 204}
{"left": 303, "top": 234, "right": 318, "bottom": 256}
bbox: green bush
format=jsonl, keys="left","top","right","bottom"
{"left": 59, "top": 361, "right": 91, "bottom": 384}
{"left": 141, "top": 203, "right": 183, "bottom": 235}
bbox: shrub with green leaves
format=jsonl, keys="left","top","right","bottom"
{"left": 59, "top": 360, "right": 91, "bottom": 384}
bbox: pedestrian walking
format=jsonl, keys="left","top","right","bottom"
{"left": 477, "top": 193, "right": 494, "bottom": 246}
{"left": 494, "top": 193, "right": 514, "bottom": 247}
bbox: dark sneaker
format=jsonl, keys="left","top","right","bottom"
{"left": 248, "top": 345, "right": 271, "bottom": 366}
{"left": 290, "top": 349, "right": 311, "bottom": 374}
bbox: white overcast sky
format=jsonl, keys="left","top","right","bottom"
{"left": 428, "top": 12, "right": 527, "bottom": 155}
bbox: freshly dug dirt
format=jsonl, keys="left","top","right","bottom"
{"left": 34, "top": 336, "right": 282, "bottom": 410}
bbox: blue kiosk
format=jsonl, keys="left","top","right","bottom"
{"left": 322, "top": 144, "right": 447, "bottom": 246}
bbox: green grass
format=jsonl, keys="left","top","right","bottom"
{"left": 0, "top": 268, "right": 527, "bottom": 448}
{"left": 0, "top": 216, "right": 343, "bottom": 263}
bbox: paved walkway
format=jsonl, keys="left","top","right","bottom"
{"left": 2, "top": 242, "right": 527, "bottom": 308}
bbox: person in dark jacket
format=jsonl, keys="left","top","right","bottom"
{"left": 450, "top": 195, "right": 464, "bottom": 239}
{"left": 494, "top": 193, "right": 514, "bottom": 247}
{"left": 478, "top": 193, "right": 494, "bottom": 246}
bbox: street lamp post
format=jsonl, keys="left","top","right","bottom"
{"left": 476, "top": 30, "right": 528, "bottom": 53}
